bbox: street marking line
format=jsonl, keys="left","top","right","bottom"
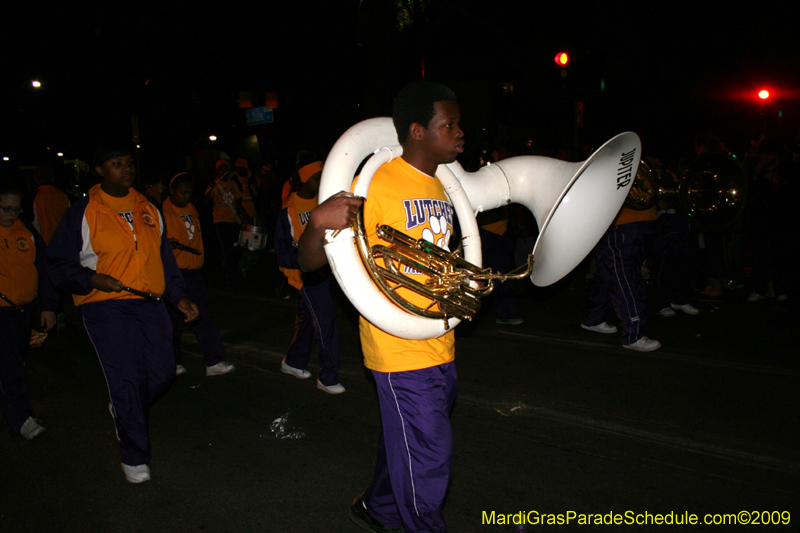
{"left": 454, "top": 391, "right": 800, "bottom": 476}
{"left": 496, "top": 330, "right": 800, "bottom": 377}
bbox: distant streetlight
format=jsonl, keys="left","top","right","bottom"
{"left": 758, "top": 89, "right": 770, "bottom": 100}
{"left": 2, "top": 156, "right": 9, "bottom": 161}
{"left": 57, "top": 152, "right": 64, "bottom": 157}
{"left": 31, "top": 80, "right": 41, "bottom": 88}
{"left": 209, "top": 135, "right": 218, "bottom": 142}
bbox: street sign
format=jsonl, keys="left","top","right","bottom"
{"left": 246, "top": 106, "right": 274, "bottom": 126}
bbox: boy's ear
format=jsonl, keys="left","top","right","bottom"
{"left": 408, "top": 122, "right": 425, "bottom": 141}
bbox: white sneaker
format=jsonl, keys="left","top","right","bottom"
{"left": 20, "top": 417, "right": 45, "bottom": 440}
{"left": 623, "top": 337, "right": 661, "bottom": 352}
{"left": 206, "top": 361, "right": 235, "bottom": 376}
{"left": 581, "top": 322, "right": 618, "bottom": 334}
{"left": 281, "top": 358, "right": 311, "bottom": 379}
{"left": 317, "top": 380, "right": 346, "bottom": 394}
{"left": 658, "top": 307, "right": 676, "bottom": 317}
{"left": 671, "top": 303, "right": 699, "bottom": 315}
{"left": 747, "top": 292, "right": 765, "bottom": 303}
{"left": 121, "top": 463, "right": 151, "bottom": 483}
{"left": 175, "top": 364, "right": 187, "bottom": 376}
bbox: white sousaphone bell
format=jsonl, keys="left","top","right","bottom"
{"left": 320, "top": 117, "right": 640, "bottom": 340}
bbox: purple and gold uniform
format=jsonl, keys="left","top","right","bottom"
{"left": 207, "top": 178, "right": 242, "bottom": 286}
{"left": 32, "top": 184, "right": 70, "bottom": 245}
{"left": 163, "top": 198, "right": 205, "bottom": 270}
{"left": 48, "top": 184, "right": 187, "bottom": 466}
{"left": 234, "top": 159, "right": 256, "bottom": 219}
{"left": 1, "top": 219, "right": 56, "bottom": 435}
{"left": 583, "top": 205, "right": 657, "bottom": 345}
{"left": 238, "top": 176, "right": 256, "bottom": 219}
{"left": 357, "top": 157, "right": 457, "bottom": 532}
{"left": 275, "top": 192, "right": 341, "bottom": 386}
{"left": 208, "top": 180, "right": 241, "bottom": 224}
{"left": 162, "top": 198, "right": 226, "bottom": 368}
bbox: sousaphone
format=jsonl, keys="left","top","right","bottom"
{"left": 320, "top": 118, "right": 640, "bottom": 339}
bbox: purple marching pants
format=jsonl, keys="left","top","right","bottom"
{"left": 652, "top": 212, "right": 696, "bottom": 310}
{"left": 0, "top": 303, "right": 36, "bottom": 436}
{"left": 284, "top": 279, "right": 341, "bottom": 386}
{"left": 363, "top": 362, "right": 458, "bottom": 533}
{"left": 82, "top": 299, "right": 175, "bottom": 466}
{"left": 583, "top": 221, "right": 655, "bottom": 346}
{"left": 169, "top": 268, "right": 225, "bottom": 367}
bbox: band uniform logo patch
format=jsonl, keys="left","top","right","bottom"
{"left": 179, "top": 214, "right": 196, "bottom": 241}
{"left": 141, "top": 212, "right": 157, "bottom": 227}
{"left": 17, "top": 237, "right": 30, "bottom": 252}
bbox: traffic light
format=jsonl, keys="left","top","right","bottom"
{"left": 758, "top": 89, "right": 770, "bottom": 100}
{"left": 554, "top": 52, "right": 569, "bottom": 67}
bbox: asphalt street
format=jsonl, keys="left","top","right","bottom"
{"left": 2, "top": 251, "right": 798, "bottom": 532}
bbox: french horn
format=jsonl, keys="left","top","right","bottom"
{"left": 319, "top": 118, "right": 640, "bottom": 339}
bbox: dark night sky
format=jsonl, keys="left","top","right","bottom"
{"left": 3, "top": 1, "right": 799, "bottom": 173}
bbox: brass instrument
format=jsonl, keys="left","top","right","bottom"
{"left": 673, "top": 151, "right": 748, "bottom": 232}
{"left": 623, "top": 160, "right": 658, "bottom": 211}
{"left": 623, "top": 153, "right": 748, "bottom": 232}
{"left": 353, "top": 206, "right": 533, "bottom": 326}
{"left": 319, "top": 117, "right": 640, "bottom": 340}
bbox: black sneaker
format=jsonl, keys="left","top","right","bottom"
{"left": 348, "top": 496, "right": 404, "bottom": 533}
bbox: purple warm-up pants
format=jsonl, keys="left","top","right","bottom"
{"left": 583, "top": 221, "right": 655, "bottom": 345}
{"left": 0, "top": 303, "right": 36, "bottom": 436}
{"left": 652, "top": 212, "right": 696, "bottom": 310}
{"left": 215, "top": 222, "right": 242, "bottom": 287}
{"left": 284, "top": 279, "right": 341, "bottom": 386}
{"left": 82, "top": 299, "right": 175, "bottom": 466}
{"left": 169, "top": 268, "right": 225, "bottom": 367}
{"left": 363, "top": 362, "right": 458, "bottom": 533}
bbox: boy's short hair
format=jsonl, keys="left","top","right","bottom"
{"left": 295, "top": 149, "right": 320, "bottom": 172}
{"left": 170, "top": 172, "right": 194, "bottom": 189}
{"left": 0, "top": 181, "right": 25, "bottom": 199}
{"left": 93, "top": 144, "right": 133, "bottom": 170}
{"left": 393, "top": 81, "right": 457, "bottom": 144}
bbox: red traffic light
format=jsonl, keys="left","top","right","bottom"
{"left": 554, "top": 52, "right": 569, "bottom": 67}
{"left": 758, "top": 89, "right": 770, "bottom": 100}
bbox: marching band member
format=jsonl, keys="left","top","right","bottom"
{"left": 581, "top": 202, "right": 661, "bottom": 351}
{"left": 48, "top": 146, "right": 199, "bottom": 483}
{"left": 31, "top": 166, "right": 72, "bottom": 331}
{"left": 234, "top": 158, "right": 263, "bottom": 277}
{"left": 162, "top": 172, "right": 234, "bottom": 376}
{"left": 204, "top": 159, "right": 248, "bottom": 288}
{"left": 1, "top": 183, "right": 57, "bottom": 440}
{"left": 299, "top": 81, "right": 464, "bottom": 533}
{"left": 31, "top": 166, "right": 71, "bottom": 245}
{"left": 275, "top": 157, "right": 344, "bottom": 394}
